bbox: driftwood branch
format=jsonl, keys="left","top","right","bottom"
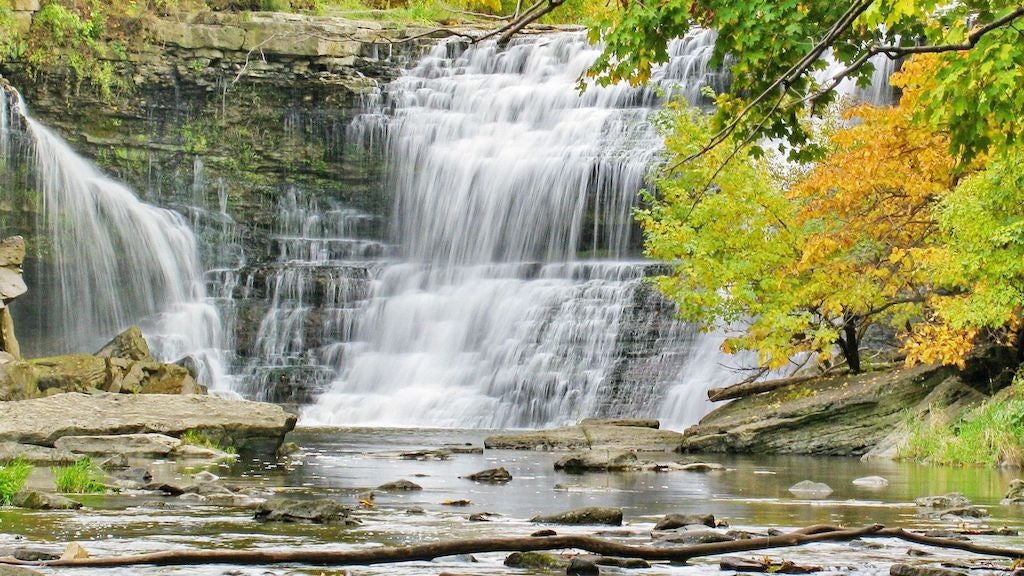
{"left": 1, "top": 525, "right": 884, "bottom": 568}
{"left": 876, "top": 527, "right": 1024, "bottom": 559}
{"left": 708, "top": 374, "right": 819, "bottom": 402}
{"left": 4, "top": 524, "right": 1024, "bottom": 569}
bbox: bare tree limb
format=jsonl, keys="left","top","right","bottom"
{"left": 800, "top": 5, "right": 1024, "bottom": 107}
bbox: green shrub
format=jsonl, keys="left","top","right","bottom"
{"left": 0, "top": 459, "right": 33, "bottom": 505}
{"left": 52, "top": 459, "right": 106, "bottom": 494}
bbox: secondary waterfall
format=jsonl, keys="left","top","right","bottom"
{"left": 305, "top": 31, "right": 738, "bottom": 428}
{"left": 0, "top": 84, "right": 227, "bottom": 388}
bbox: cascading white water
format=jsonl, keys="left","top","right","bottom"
{"left": 230, "top": 187, "right": 385, "bottom": 402}
{"left": 0, "top": 84, "right": 226, "bottom": 388}
{"left": 305, "top": 31, "right": 738, "bottom": 428}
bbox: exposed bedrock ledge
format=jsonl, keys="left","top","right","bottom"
{"left": 678, "top": 364, "right": 988, "bottom": 457}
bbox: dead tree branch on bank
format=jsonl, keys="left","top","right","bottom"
{"left": 5, "top": 524, "right": 1024, "bottom": 569}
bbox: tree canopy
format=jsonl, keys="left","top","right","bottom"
{"left": 628, "top": 0, "right": 1024, "bottom": 370}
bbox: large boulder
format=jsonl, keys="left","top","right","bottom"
{"left": 680, "top": 365, "right": 983, "bottom": 456}
{"left": 0, "top": 392, "right": 296, "bottom": 454}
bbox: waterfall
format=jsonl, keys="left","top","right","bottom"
{"left": 305, "top": 31, "right": 738, "bottom": 428}
{"left": 0, "top": 83, "right": 226, "bottom": 389}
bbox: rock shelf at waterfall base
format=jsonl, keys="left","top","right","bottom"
{"left": 0, "top": 392, "right": 296, "bottom": 456}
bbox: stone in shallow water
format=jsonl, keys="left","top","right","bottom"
{"left": 852, "top": 475, "right": 889, "bottom": 487}
{"left": 461, "top": 467, "right": 513, "bottom": 483}
{"left": 377, "top": 479, "right": 422, "bottom": 491}
{"left": 916, "top": 493, "right": 970, "bottom": 508}
{"left": 788, "top": 480, "right": 833, "bottom": 498}
{"left": 653, "top": 513, "right": 716, "bottom": 531}
{"left": 1003, "top": 479, "right": 1024, "bottom": 504}
{"left": 531, "top": 506, "right": 623, "bottom": 526}
{"left": 254, "top": 498, "right": 357, "bottom": 524}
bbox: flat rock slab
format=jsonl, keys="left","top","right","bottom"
{"left": 0, "top": 392, "right": 296, "bottom": 454}
{"left": 0, "top": 441, "right": 79, "bottom": 465}
{"left": 55, "top": 433, "right": 181, "bottom": 457}
{"left": 484, "top": 425, "right": 683, "bottom": 451}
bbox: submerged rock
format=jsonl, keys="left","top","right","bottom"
{"left": 254, "top": 498, "right": 357, "bottom": 524}
{"left": 676, "top": 462, "right": 725, "bottom": 473}
{"left": 461, "top": 467, "right": 512, "bottom": 483}
{"left": 531, "top": 506, "right": 623, "bottom": 526}
{"left": 916, "top": 493, "right": 970, "bottom": 508}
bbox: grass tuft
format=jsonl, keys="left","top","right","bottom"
{"left": 52, "top": 459, "right": 107, "bottom": 494}
{"left": 0, "top": 459, "right": 33, "bottom": 505}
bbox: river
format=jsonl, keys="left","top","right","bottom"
{"left": 3, "top": 428, "right": 1023, "bottom": 575}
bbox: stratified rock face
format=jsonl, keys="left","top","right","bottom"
{"left": 0, "top": 12, "right": 419, "bottom": 364}
{"left": 0, "top": 392, "right": 296, "bottom": 454}
{"left": 679, "top": 365, "right": 984, "bottom": 456}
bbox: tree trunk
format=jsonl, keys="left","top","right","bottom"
{"left": 838, "top": 317, "right": 861, "bottom": 373}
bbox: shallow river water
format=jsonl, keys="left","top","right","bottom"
{"left": 3, "top": 427, "right": 1024, "bottom": 576}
